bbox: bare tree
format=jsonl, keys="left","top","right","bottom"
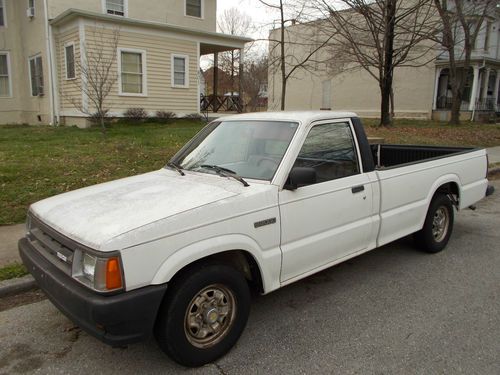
{"left": 241, "top": 55, "right": 269, "bottom": 111}
{"left": 217, "top": 8, "right": 253, "bottom": 94}
{"left": 62, "top": 25, "right": 120, "bottom": 132}
{"left": 432, "top": 0, "right": 495, "bottom": 125}
{"left": 261, "top": 0, "right": 335, "bottom": 110}
{"left": 315, "top": 0, "right": 439, "bottom": 126}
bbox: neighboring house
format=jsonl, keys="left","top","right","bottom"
{"left": 202, "top": 66, "right": 235, "bottom": 96}
{"left": 0, "top": 0, "right": 251, "bottom": 126}
{"left": 268, "top": 2, "right": 500, "bottom": 121}
{"left": 433, "top": 3, "right": 500, "bottom": 121}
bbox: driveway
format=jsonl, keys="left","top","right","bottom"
{"left": 0, "top": 181, "right": 499, "bottom": 374}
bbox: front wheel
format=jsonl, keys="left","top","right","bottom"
{"left": 154, "top": 263, "right": 250, "bottom": 367}
{"left": 414, "top": 194, "right": 454, "bottom": 253}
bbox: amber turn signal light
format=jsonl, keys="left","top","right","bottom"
{"left": 106, "top": 257, "right": 123, "bottom": 290}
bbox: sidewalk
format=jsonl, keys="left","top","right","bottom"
{"left": 0, "top": 224, "right": 24, "bottom": 267}
{"left": 487, "top": 146, "right": 500, "bottom": 164}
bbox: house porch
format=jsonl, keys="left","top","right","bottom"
{"left": 432, "top": 61, "right": 500, "bottom": 121}
{"left": 199, "top": 43, "right": 245, "bottom": 114}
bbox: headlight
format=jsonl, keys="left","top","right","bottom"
{"left": 82, "top": 253, "right": 97, "bottom": 280}
{"left": 73, "top": 250, "right": 124, "bottom": 292}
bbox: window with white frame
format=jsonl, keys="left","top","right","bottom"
{"left": 0, "top": 0, "right": 6, "bottom": 27}
{"left": 0, "top": 53, "right": 11, "bottom": 97}
{"left": 172, "top": 55, "right": 188, "bottom": 87}
{"left": 105, "top": 0, "right": 126, "bottom": 16}
{"left": 186, "top": 0, "right": 202, "bottom": 18}
{"left": 120, "top": 50, "right": 145, "bottom": 94}
{"left": 28, "top": 0, "right": 35, "bottom": 17}
{"left": 29, "top": 55, "right": 44, "bottom": 96}
{"left": 65, "top": 43, "right": 76, "bottom": 79}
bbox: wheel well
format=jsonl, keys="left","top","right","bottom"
{"left": 170, "top": 250, "right": 264, "bottom": 294}
{"left": 435, "top": 182, "right": 460, "bottom": 206}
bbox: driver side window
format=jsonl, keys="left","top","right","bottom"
{"left": 293, "top": 122, "right": 359, "bottom": 185}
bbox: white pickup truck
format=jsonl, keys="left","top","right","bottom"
{"left": 19, "top": 111, "right": 492, "bottom": 366}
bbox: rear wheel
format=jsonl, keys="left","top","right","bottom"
{"left": 154, "top": 263, "right": 250, "bottom": 367}
{"left": 414, "top": 194, "right": 454, "bottom": 253}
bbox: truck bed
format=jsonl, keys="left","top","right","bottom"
{"left": 371, "top": 144, "right": 478, "bottom": 169}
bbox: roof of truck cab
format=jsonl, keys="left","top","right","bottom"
{"left": 218, "top": 111, "right": 358, "bottom": 124}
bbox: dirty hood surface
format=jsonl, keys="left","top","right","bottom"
{"left": 30, "top": 169, "right": 241, "bottom": 250}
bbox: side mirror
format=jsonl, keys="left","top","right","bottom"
{"left": 284, "top": 167, "right": 317, "bottom": 190}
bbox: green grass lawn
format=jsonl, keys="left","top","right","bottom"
{"left": 0, "top": 263, "right": 28, "bottom": 281}
{"left": 0, "top": 121, "right": 204, "bottom": 224}
{"left": 1, "top": 118, "right": 499, "bottom": 225}
{"left": 363, "top": 118, "right": 500, "bottom": 147}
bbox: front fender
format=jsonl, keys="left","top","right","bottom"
{"left": 151, "top": 234, "right": 282, "bottom": 294}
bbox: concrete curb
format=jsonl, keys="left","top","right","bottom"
{"left": 0, "top": 275, "right": 37, "bottom": 298}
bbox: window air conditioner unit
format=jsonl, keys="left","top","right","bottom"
{"left": 27, "top": 7, "right": 35, "bottom": 18}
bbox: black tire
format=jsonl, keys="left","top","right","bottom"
{"left": 414, "top": 194, "right": 454, "bottom": 253}
{"left": 154, "top": 262, "right": 250, "bottom": 367}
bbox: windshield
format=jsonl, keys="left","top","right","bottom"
{"left": 174, "top": 120, "right": 299, "bottom": 181}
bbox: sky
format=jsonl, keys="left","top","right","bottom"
{"left": 200, "top": 0, "right": 277, "bottom": 68}
{"left": 217, "top": 0, "right": 277, "bottom": 40}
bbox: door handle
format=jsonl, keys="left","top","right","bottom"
{"left": 351, "top": 185, "right": 365, "bottom": 194}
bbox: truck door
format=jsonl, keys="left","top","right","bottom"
{"left": 279, "top": 120, "right": 374, "bottom": 283}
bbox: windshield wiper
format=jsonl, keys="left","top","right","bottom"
{"left": 166, "top": 162, "right": 185, "bottom": 176}
{"left": 200, "top": 164, "right": 249, "bottom": 187}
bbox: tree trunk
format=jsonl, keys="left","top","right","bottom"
{"left": 390, "top": 87, "right": 395, "bottom": 118}
{"left": 281, "top": 78, "right": 287, "bottom": 111}
{"left": 449, "top": 83, "right": 462, "bottom": 125}
{"left": 280, "top": 0, "right": 286, "bottom": 111}
{"left": 98, "top": 106, "right": 106, "bottom": 134}
{"left": 380, "top": 83, "right": 392, "bottom": 127}
{"left": 380, "top": 0, "right": 396, "bottom": 127}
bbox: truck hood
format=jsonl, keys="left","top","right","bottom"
{"left": 30, "top": 169, "right": 243, "bottom": 250}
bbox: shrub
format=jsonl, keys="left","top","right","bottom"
{"left": 123, "top": 108, "right": 148, "bottom": 122}
{"left": 155, "top": 111, "right": 177, "bottom": 122}
{"left": 88, "top": 110, "right": 110, "bottom": 127}
{"left": 184, "top": 113, "right": 204, "bottom": 121}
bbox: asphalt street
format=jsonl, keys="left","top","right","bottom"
{"left": 0, "top": 181, "right": 499, "bottom": 374}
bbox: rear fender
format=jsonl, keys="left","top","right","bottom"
{"left": 419, "top": 174, "right": 461, "bottom": 228}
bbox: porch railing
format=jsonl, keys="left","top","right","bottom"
{"left": 200, "top": 94, "right": 243, "bottom": 113}
{"left": 474, "top": 98, "right": 496, "bottom": 111}
{"left": 436, "top": 96, "right": 469, "bottom": 111}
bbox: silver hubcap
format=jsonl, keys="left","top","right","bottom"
{"left": 432, "top": 206, "right": 449, "bottom": 242}
{"left": 184, "top": 284, "right": 236, "bottom": 348}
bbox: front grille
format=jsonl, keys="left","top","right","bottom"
{"left": 27, "top": 214, "right": 77, "bottom": 275}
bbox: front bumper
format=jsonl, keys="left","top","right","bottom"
{"left": 19, "top": 237, "right": 167, "bottom": 346}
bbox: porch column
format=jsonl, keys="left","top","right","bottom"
{"left": 481, "top": 67, "right": 491, "bottom": 100}
{"left": 432, "top": 67, "right": 443, "bottom": 110}
{"left": 213, "top": 52, "right": 219, "bottom": 113}
{"left": 468, "top": 65, "right": 480, "bottom": 111}
{"left": 493, "top": 71, "right": 500, "bottom": 111}
{"left": 213, "top": 52, "right": 219, "bottom": 97}
{"left": 238, "top": 48, "right": 244, "bottom": 105}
